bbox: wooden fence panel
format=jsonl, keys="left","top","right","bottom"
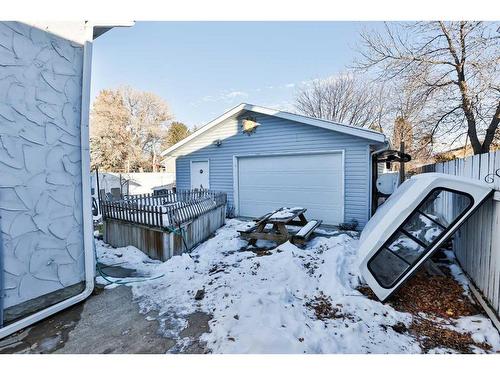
{"left": 416, "top": 151, "right": 500, "bottom": 318}
{"left": 100, "top": 190, "right": 227, "bottom": 228}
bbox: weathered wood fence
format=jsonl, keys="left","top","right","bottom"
{"left": 414, "top": 151, "right": 500, "bottom": 320}
{"left": 101, "top": 190, "right": 227, "bottom": 227}
{"left": 101, "top": 190, "right": 227, "bottom": 261}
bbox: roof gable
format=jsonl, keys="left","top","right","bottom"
{"left": 162, "top": 103, "right": 386, "bottom": 156}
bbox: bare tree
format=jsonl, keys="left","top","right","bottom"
{"left": 90, "top": 89, "right": 131, "bottom": 171}
{"left": 90, "top": 87, "right": 173, "bottom": 172}
{"left": 295, "top": 74, "right": 390, "bottom": 130}
{"left": 354, "top": 21, "right": 500, "bottom": 154}
{"left": 120, "top": 87, "right": 173, "bottom": 171}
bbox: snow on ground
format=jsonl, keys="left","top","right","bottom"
{"left": 269, "top": 207, "right": 304, "bottom": 220}
{"left": 95, "top": 219, "right": 500, "bottom": 354}
{"left": 444, "top": 250, "right": 471, "bottom": 295}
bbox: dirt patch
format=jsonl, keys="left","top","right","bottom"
{"left": 356, "top": 285, "right": 377, "bottom": 301}
{"left": 253, "top": 249, "right": 273, "bottom": 257}
{"left": 305, "top": 293, "right": 353, "bottom": 321}
{"left": 239, "top": 246, "right": 274, "bottom": 257}
{"left": 208, "top": 264, "right": 228, "bottom": 276}
{"left": 178, "top": 311, "right": 212, "bottom": 354}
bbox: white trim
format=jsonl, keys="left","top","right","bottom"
{"left": 0, "top": 25, "right": 95, "bottom": 340}
{"left": 169, "top": 232, "right": 174, "bottom": 260}
{"left": 162, "top": 103, "right": 386, "bottom": 157}
{"left": 80, "top": 31, "right": 96, "bottom": 301}
{"left": 232, "top": 155, "right": 239, "bottom": 214}
{"left": 91, "top": 21, "right": 135, "bottom": 40}
{"left": 367, "top": 144, "right": 373, "bottom": 219}
{"left": 468, "top": 280, "right": 500, "bottom": 333}
{"left": 232, "top": 149, "right": 345, "bottom": 224}
{"left": 91, "top": 21, "right": 135, "bottom": 29}
{"left": 190, "top": 159, "right": 210, "bottom": 190}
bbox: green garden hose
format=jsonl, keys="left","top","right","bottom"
{"left": 93, "top": 240, "right": 165, "bottom": 285}
{"left": 165, "top": 224, "right": 189, "bottom": 253}
{"left": 94, "top": 222, "right": 189, "bottom": 286}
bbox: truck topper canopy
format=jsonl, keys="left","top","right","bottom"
{"left": 359, "top": 173, "right": 492, "bottom": 302}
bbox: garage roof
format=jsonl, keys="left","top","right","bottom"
{"left": 161, "top": 103, "right": 386, "bottom": 156}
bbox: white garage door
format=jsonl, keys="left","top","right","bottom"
{"left": 237, "top": 152, "right": 344, "bottom": 225}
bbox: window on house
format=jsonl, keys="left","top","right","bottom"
{"left": 368, "top": 188, "right": 473, "bottom": 288}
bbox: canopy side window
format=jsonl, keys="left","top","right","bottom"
{"left": 368, "top": 188, "right": 473, "bottom": 288}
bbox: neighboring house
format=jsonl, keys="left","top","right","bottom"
{"left": 0, "top": 21, "right": 132, "bottom": 338}
{"left": 90, "top": 171, "right": 175, "bottom": 196}
{"left": 161, "top": 103, "right": 387, "bottom": 227}
{"left": 433, "top": 145, "right": 475, "bottom": 162}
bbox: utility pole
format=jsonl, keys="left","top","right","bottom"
{"left": 95, "top": 167, "right": 102, "bottom": 218}
{"left": 399, "top": 141, "right": 405, "bottom": 185}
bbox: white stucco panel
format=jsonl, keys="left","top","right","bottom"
{"left": 0, "top": 21, "right": 86, "bottom": 309}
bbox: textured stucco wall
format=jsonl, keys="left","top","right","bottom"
{"left": 0, "top": 22, "right": 85, "bottom": 309}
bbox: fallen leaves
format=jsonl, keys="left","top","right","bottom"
{"left": 409, "top": 317, "right": 491, "bottom": 354}
{"left": 357, "top": 265, "right": 491, "bottom": 353}
{"left": 389, "top": 270, "right": 479, "bottom": 319}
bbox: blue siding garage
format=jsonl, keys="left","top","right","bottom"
{"left": 162, "top": 104, "right": 386, "bottom": 227}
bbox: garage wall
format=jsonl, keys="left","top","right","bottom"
{"left": 0, "top": 22, "right": 86, "bottom": 313}
{"left": 172, "top": 112, "right": 379, "bottom": 228}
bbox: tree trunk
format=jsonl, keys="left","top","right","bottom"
{"left": 480, "top": 101, "right": 500, "bottom": 154}
{"left": 152, "top": 151, "right": 157, "bottom": 172}
{"left": 456, "top": 71, "right": 482, "bottom": 154}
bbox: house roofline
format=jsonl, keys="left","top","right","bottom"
{"left": 161, "top": 103, "right": 386, "bottom": 157}
{"left": 90, "top": 21, "right": 135, "bottom": 40}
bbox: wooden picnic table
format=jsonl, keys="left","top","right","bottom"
{"left": 238, "top": 207, "right": 322, "bottom": 246}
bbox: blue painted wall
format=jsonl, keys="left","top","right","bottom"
{"left": 170, "top": 111, "right": 382, "bottom": 227}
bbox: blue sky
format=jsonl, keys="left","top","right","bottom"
{"left": 91, "top": 21, "right": 383, "bottom": 128}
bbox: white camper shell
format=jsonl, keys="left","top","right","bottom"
{"left": 359, "top": 173, "right": 492, "bottom": 302}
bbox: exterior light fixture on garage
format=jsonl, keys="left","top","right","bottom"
{"left": 213, "top": 139, "right": 223, "bottom": 147}
{"left": 241, "top": 116, "right": 259, "bottom": 135}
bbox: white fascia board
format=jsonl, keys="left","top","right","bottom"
{"left": 90, "top": 21, "right": 135, "bottom": 39}
{"left": 90, "top": 21, "right": 135, "bottom": 28}
{"left": 161, "top": 103, "right": 386, "bottom": 157}
{"left": 246, "top": 104, "right": 387, "bottom": 143}
{"left": 25, "top": 22, "right": 134, "bottom": 45}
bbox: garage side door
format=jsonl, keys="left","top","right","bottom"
{"left": 237, "top": 152, "right": 344, "bottom": 225}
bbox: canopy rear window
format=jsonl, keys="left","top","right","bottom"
{"left": 367, "top": 188, "right": 473, "bottom": 289}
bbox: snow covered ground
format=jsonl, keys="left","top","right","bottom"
{"left": 95, "top": 219, "right": 500, "bottom": 354}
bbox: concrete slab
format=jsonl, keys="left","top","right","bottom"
{"left": 0, "top": 285, "right": 211, "bottom": 354}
